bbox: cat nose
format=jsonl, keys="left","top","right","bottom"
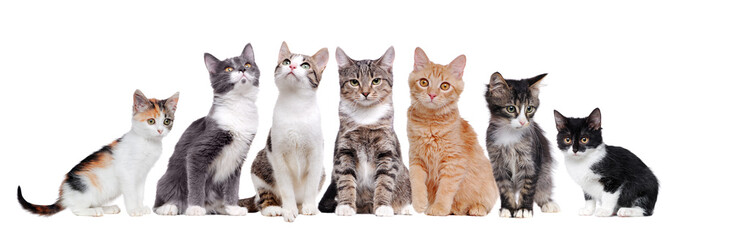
{"left": 289, "top": 65, "right": 297, "bottom": 70}
{"left": 429, "top": 94, "right": 436, "bottom": 100}
{"left": 362, "top": 92, "right": 370, "bottom": 98}
{"left": 572, "top": 148, "right": 578, "bottom": 153}
{"left": 519, "top": 120, "right": 526, "bottom": 125}
{"left": 157, "top": 130, "right": 163, "bottom": 134}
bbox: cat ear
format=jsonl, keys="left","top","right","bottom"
{"left": 489, "top": 72, "right": 509, "bottom": 91}
{"left": 554, "top": 110, "right": 567, "bottom": 130}
{"left": 588, "top": 108, "right": 602, "bottom": 130}
{"left": 278, "top": 41, "right": 291, "bottom": 63}
{"left": 448, "top": 55, "right": 467, "bottom": 79}
{"left": 376, "top": 46, "right": 396, "bottom": 70}
{"left": 204, "top": 53, "right": 220, "bottom": 74}
{"left": 312, "top": 48, "right": 329, "bottom": 71}
{"left": 241, "top": 43, "right": 255, "bottom": 62}
{"left": 529, "top": 73, "right": 548, "bottom": 88}
{"left": 133, "top": 89, "right": 150, "bottom": 113}
{"left": 413, "top": 47, "right": 430, "bottom": 72}
{"left": 335, "top": 47, "right": 354, "bottom": 69}
{"left": 165, "top": 92, "right": 179, "bottom": 113}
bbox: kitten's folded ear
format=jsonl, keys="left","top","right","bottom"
{"left": 376, "top": 46, "right": 396, "bottom": 71}
{"left": 241, "top": 43, "right": 255, "bottom": 62}
{"left": 133, "top": 89, "right": 150, "bottom": 113}
{"left": 413, "top": 47, "right": 430, "bottom": 72}
{"left": 278, "top": 41, "right": 291, "bottom": 63}
{"left": 204, "top": 53, "right": 220, "bottom": 74}
{"left": 448, "top": 55, "right": 467, "bottom": 79}
{"left": 335, "top": 47, "right": 354, "bottom": 69}
{"left": 165, "top": 92, "right": 180, "bottom": 113}
{"left": 588, "top": 108, "right": 602, "bottom": 130}
{"left": 489, "top": 72, "right": 508, "bottom": 91}
{"left": 529, "top": 73, "right": 548, "bottom": 88}
{"left": 554, "top": 110, "right": 567, "bottom": 130}
{"left": 312, "top": 48, "right": 329, "bottom": 71}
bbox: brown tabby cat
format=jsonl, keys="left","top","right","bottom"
{"left": 407, "top": 47, "right": 499, "bottom": 216}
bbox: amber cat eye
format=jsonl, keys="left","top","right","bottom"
{"left": 581, "top": 137, "right": 589, "bottom": 144}
{"left": 225, "top": 67, "right": 234, "bottom": 72}
{"left": 147, "top": 119, "right": 156, "bottom": 125}
{"left": 244, "top": 63, "right": 252, "bottom": 68}
{"left": 440, "top": 82, "right": 450, "bottom": 90}
{"left": 419, "top": 79, "right": 429, "bottom": 87}
{"left": 564, "top": 138, "right": 571, "bottom": 144}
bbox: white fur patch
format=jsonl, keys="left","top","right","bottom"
{"left": 102, "top": 205, "right": 120, "bottom": 214}
{"left": 617, "top": 207, "right": 644, "bottom": 217}
{"left": 564, "top": 144, "right": 607, "bottom": 200}
{"left": 578, "top": 200, "right": 596, "bottom": 216}
{"left": 185, "top": 205, "right": 206, "bottom": 216}
{"left": 155, "top": 204, "right": 178, "bottom": 216}
{"left": 374, "top": 205, "right": 394, "bottom": 217}
{"left": 515, "top": 209, "right": 533, "bottom": 218}
{"left": 210, "top": 88, "right": 258, "bottom": 183}
{"left": 492, "top": 125, "right": 528, "bottom": 146}
{"left": 335, "top": 205, "right": 356, "bottom": 216}
{"left": 399, "top": 205, "right": 415, "bottom": 215}
{"left": 594, "top": 207, "right": 614, "bottom": 217}
{"left": 340, "top": 102, "right": 391, "bottom": 125}
{"left": 261, "top": 206, "right": 283, "bottom": 217}
{"left": 225, "top": 205, "right": 247, "bottom": 216}
{"left": 127, "top": 206, "right": 151, "bottom": 217}
{"left": 541, "top": 201, "right": 560, "bottom": 213}
{"left": 499, "top": 208, "right": 512, "bottom": 218}
{"left": 300, "top": 203, "right": 319, "bottom": 215}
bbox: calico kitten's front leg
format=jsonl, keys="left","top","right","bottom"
{"left": 409, "top": 157, "right": 429, "bottom": 213}
{"left": 373, "top": 156, "right": 397, "bottom": 217}
{"left": 334, "top": 148, "right": 358, "bottom": 216}
{"left": 579, "top": 193, "right": 596, "bottom": 216}
{"left": 121, "top": 174, "right": 150, "bottom": 216}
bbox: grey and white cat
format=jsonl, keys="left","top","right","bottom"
{"left": 238, "top": 42, "right": 328, "bottom": 222}
{"left": 153, "top": 43, "right": 259, "bottom": 216}
{"left": 484, "top": 72, "right": 560, "bottom": 218}
{"left": 317, "top": 47, "right": 413, "bottom": 217}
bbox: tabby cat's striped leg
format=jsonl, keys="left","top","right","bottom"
{"left": 334, "top": 150, "right": 357, "bottom": 216}
{"left": 493, "top": 164, "right": 517, "bottom": 218}
{"left": 373, "top": 157, "right": 396, "bottom": 217}
{"left": 516, "top": 165, "right": 539, "bottom": 218}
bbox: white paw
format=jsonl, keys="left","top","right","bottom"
{"left": 155, "top": 204, "right": 179, "bottom": 216}
{"left": 499, "top": 208, "right": 512, "bottom": 218}
{"left": 399, "top": 205, "right": 415, "bottom": 215}
{"left": 515, "top": 209, "right": 533, "bottom": 218}
{"left": 578, "top": 207, "right": 595, "bottom": 216}
{"left": 374, "top": 205, "right": 394, "bottom": 217}
{"left": 282, "top": 207, "right": 298, "bottom": 222}
{"left": 261, "top": 206, "right": 283, "bottom": 217}
{"left": 225, "top": 205, "right": 247, "bottom": 216}
{"left": 127, "top": 206, "right": 151, "bottom": 217}
{"left": 617, "top": 207, "right": 644, "bottom": 217}
{"left": 335, "top": 205, "right": 356, "bottom": 216}
{"left": 185, "top": 205, "right": 206, "bottom": 216}
{"left": 103, "top": 205, "right": 121, "bottom": 214}
{"left": 541, "top": 202, "right": 560, "bottom": 213}
{"left": 594, "top": 208, "right": 614, "bottom": 217}
{"left": 299, "top": 204, "right": 319, "bottom": 215}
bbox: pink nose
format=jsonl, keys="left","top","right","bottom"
{"left": 158, "top": 130, "right": 163, "bottom": 134}
{"left": 519, "top": 120, "right": 526, "bottom": 126}
{"left": 289, "top": 65, "right": 297, "bottom": 70}
{"left": 429, "top": 94, "right": 436, "bottom": 100}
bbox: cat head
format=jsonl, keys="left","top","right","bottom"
{"left": 408, "top": 47, "right": 466, "bottom": 111}
{"left": 554, "top": 108, "right": 604, "bottom": 159}
{"left": 485, "top": 72, "right": 547, "bottom": 130}
{"left": 336, "top": 46, "right": 395, "bottom": 107}
{"left": 274, "top": 41, "right": 329, "bottom": 91}
{"left": 131, "top": 89, "right": 179, "bottom": 138}
{"left": 204, "top": 43, "right": 259, "bottom": 96}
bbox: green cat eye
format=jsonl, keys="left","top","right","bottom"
{"left": 301, "top": 63, "right": 311, "bottom": 69}
{"left": 372, "top": 78, "right": 381, "bottom": 85}
{"left": 506, "top": 106, "right": 516, "bottom": 113}
{"left": 349, "top": 79, "right": 360, "bottom": 86}
{"left": 163, "top": 118, "right": 172, "bottom": 125}
{"left": 527, "top": 106, "right": 535, "bottom": 113}
{"left": 147, "top": 118, "right": 155, "bottom": 125}
{"left": 282, "top": 59, "right": 291, "bottom": 65}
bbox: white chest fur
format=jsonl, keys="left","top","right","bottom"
{"left": 113, "top": 133, "right": 163, "bottom": 178}
{"left": 491, "top": 125, "right": 528, "bottom": 147}
{"left": 210, "top": 93, "right": 258, "bottom": 183}
{"left": 564, "top": 144, "right": 607, "bottom": 199}
{"left": 340, "top": 102, "right": 391, "bottom": 126}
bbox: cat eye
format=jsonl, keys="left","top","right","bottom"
{"left": 225, "top": 67, "right": 234, "bottom": 72}
{"left": 372, "top": 78, "right": 382, "bottom": 86}
{"left": 301, "top": 63, "right": 311, "bottom": 69}
{"left": 419, "top": 79, "right": 429, "bottom": 87}
{"left": 581, "top": 137, "right": 589, "bottom": 144}
{"left": 282, "top": 59, "right": 291, "bottom": 65}
{"left": 564, "top": 138, "right": 572, "bottom": 144}
{"left": 147, "top": 118, "right": 156, "bottom": 125}
{"left": 163, "top": 118, "right": 172, "bottom": 125}
{"left": 506, "top": 106, "right": 516, "bottom": 113}
{"left": 527, "top": 106, "right": 536, "bottom": 113}
{"left": 440, "top": 82, "right": 450, "bottom": 90}
{"left": 244, "top": 63, "right": 252, "bottom": 68}
{"left": 349, "top": 79, "right": 360, "bottom": 86}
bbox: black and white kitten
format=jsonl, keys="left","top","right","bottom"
{"left": 554, "top": 108, "right": 659, "bottom": 217}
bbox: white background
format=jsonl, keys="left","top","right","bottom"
{"left": 1, "top": 0, "right": 728, "bottom": 239}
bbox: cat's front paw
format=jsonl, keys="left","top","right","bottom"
{"left": 514, "top": 208, "right": 533, "bottom": 218}
{"left": 499, "top": 208, "right": 513, "bottom": 218}
{"left": 127, "top": 206, "right": 151, "bottom": 217}
{"left": 412, "top": 199, "right": 428, "bottom": 213}
{"left": 374, "top": 205, "right": 394, "bottom": 217}
{"left": 185, "top": 205, "right": 206, "bottom": 216}
{"left": 541, "top": 202, "right": 560, "bottom": 213}
{"left": 399, "top": 205, "right": 415, "bottom": 215}
{"left": 102, "top": 205, "right": 121, "bottom": 214}
{"left": 261, "top": 206, "right": 282, "bottom": 217}
{"left": 425, "top": 204, "right": 450, "bottom": 216}
{"left": 155, "top": 204, "right": 179, "bottom": 216}
{"left": 594, "top": 208, "right": 614, "bottom": 217}
{"left": 281, "top": 207, "right": 298, "bottom": 222}
{"left": 335, "top": 205, "right": 356, "bottom": 216}
{"left": 578, "top": 207, "right": 595, "bottom": 216}
{"left": 299, "top": 204, "right": 319, "bottom": 215}
{"left": 225, "top": 205, "right": 247, "bottom": 216}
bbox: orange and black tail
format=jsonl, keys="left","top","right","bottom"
{"left": 17, "top": 186, "right": 64, "bottom": 216}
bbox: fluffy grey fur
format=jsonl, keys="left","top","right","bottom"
{"left": 153, "top": 44, "right": 259, "bottom": 216}
{"left": 484, "top": 72, "right": 559, "bottom": 218}
{"left": 317, "top": 47, "right": 412, "bottom": 216}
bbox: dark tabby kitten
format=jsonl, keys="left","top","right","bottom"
{"left": 554, "top": 108, "right": 658, "bottom": 217}
{"left": 317, "top": 47, "right": 412, "bottom": 216}
{"left": 153, "top": 43, "right": 259, "bottom": 216}
{"left": 485, "top": 72, "right": 559, "bottom": 218}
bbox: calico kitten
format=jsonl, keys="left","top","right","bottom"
{"left": 317, "top": 47, "right": 412, "bottom": 217}
{"left": 407, "top": 47, "right": 498, "bottom": 216}
{"left": 153, "top": 43, "right": 259, "bottom": 216}
{"left": 18, "top": 90, "right": 178, "bottom": 217}
{"left": 554, "top": 108, "right": 658, "bottom": 217}
{"left": 485, "top": 72, "right": 559, "bottom": 218}
{"left": 238, "top": 42, "right": 328, "bottom": 222}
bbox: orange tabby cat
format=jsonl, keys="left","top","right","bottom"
{"left": 407, "top": 47, "right": 498, "bottom": 216}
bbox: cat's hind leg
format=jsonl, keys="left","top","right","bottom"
{"left": 102, "top": 205, "right": 120, "bottom": 214}
{"left": 71, "top": 207, "right": 104, "bottom": 217}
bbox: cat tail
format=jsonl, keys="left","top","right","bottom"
{"left": 17, "top": 186, "right": 65, "bottom": 216}
{"left": 318, "top": 180, "right": 337, "bottom": 213}
{"left": 237, "top": 195, "right": 259, "bottom": 213}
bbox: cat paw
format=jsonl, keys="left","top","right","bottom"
{"left": 299, "top": 204, "right": 319, "bottom": 215}
{"left": 499, "top": 208, "right": 513, "bottom": 218}
{"left": 127, "top": 206, "right": 151, "bottom": 217}
{"left": 541, "top": 202, "right": 560, "bottom": 213}
{"left": 102, "top": 205, "right": 121, "bottom": 214}
{"left": 578, "top": 207, "right": 595, "bottom": 216}
{"left": 185, "top": 205, "right": 206, "bottom": 216}
{"left": 467, "top": 205, "right": 488, "bottom": 216}
{"left": 399, "top": 205, "right": 415, "bottom": 215}
{"left": 225, "top": 205, "right": 247, "bottom": 216}
{"left": 261, "top": 206, "right": 283, "bottom": 217}
{"left": 514, "top": 208, "right": 533, "bottom": 218}
{"left": 374, "top": 206, "right": 394, "bottom": 217}
{"left": 425, "top": 205, "right": 450, "bottom": 216}
{"left": 412, "top": 200, "right": 428, "bottom": 213}
{"left": 594, "top": 208, "right": 614, "bottom": 217}
{"left": 155, "top": 204, "right": 179, "bottom": 216}
{"left": 282, "top": 207, "right": 298, "bottom": 222}
{"left": 617, "top": 207, "right": 644, "bottom": 217}
{"left": 335, "top": 205, "right": 356, "bottom": 216}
